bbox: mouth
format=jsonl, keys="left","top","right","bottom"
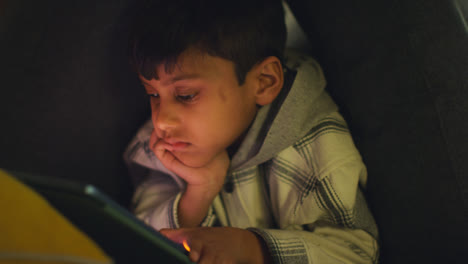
{"left": 162, "top": 140, "right": 190, "bottom": 151}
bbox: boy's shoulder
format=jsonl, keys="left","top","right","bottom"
{"left": 230, "top": 51, "right": 341, "bottom": 170}
{"left": 289, "top": 111, "right": 362, "bottom": 173}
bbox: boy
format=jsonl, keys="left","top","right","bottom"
{"left": 124, "top": 0, "right": 379, "bottom": 263}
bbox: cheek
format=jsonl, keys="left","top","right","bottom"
{"left": 187, "top": 106, "right": 227, "bottom": 142}
{"left": 149, "top": 98, "right": 158, "bottom": 112}
{"left": 150, "top": 103, "right": 158, "bottom": 121}
{"left": 211, "top": 103, "right": 249, "bottom": 139}
{"left": 229, "top": 92, "right": 256, "bottom": 122}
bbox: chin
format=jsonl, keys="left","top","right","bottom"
{"left": 173, "top": 151, "right": 214, "bottom": 168}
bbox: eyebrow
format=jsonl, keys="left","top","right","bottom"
{"left": 166, "top": 74, "right": 201, "bottom": 85}
{"left": 140, "top": 73, "right": 201, "bottom": 86}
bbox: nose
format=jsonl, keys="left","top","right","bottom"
{"left": 154, "top": 101, "right": 180, "bottom": 135}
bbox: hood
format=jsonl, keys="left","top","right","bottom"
{"left": 230, "top": 50, "right": 338, "bottom": 171}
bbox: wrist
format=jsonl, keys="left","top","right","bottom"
{"left": 186, "top": 183, "right": 221, "bottom": 200}
{"left": 178, "top": 186, "right": 218, "bottom": 228}
{"left": 247, "top": 230, "right": 272, "bottom": 264}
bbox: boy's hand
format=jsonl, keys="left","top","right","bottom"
{"left": 151, "top": 131, "right": 229, "bottom": 192}
{"left": 150, "top": 130, "right": 230, "bottom": 227}
{"left": 160, "top": 227, "right": 271, "bottom": 264}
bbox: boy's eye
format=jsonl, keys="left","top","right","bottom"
{"left": 148, "top": 93, "right": 159, "bottom": 98}
{"left": 177, "top": 93, "right": 197, "bottom": 102}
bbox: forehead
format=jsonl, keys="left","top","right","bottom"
{"left": 142, "top": 49, "right": 237, "bottom": 85}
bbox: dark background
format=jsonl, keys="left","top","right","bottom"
{"left": 286, "top": 0, "right": 468, "bottom": 262}
{"left": 0, "top": 0, "right": 149, "bottom": 207}
{"left": 1, "top": 0, "right": 467, "bottom": 263}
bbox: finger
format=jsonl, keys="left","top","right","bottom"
{"left": 161, "top": 229, "right": 201, "bottom": 262}
{"left": 197, "top": 248, "right": 214, "bottom": 264}
{"left": 166, "top": 230, "right": 202, "bottom": 263}
{"left": 159, "top": 228, "right": 185, "bottom": 242}
{"left": 159, "top": 228, "right": 172, "bottom": 238}
{"left": 155, "top": 146, "right": 182, "bottom": 174}
{"left": 154, "top": 141, "right": 193, "bottom": 179}
{"left": 154, "top": 141, "right": 176, "bottom": 165}
{"left": 188, "top": 240, "right": 202, "bottom": 263}
{"left": 214, "top": 255, "right": 229, "bottom": 264}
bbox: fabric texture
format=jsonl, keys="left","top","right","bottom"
{"left": 124, "top": 50, "right": 379, "bottom": 263}
{"left": 285, "top": 1, "right": 468, "bottom": 262}
{"left": 0, "top": 169, "right": 113, "bottom": 264}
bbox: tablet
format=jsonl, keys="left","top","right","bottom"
{"left": 11, "top": 171, "right": 193, "bottom": 264}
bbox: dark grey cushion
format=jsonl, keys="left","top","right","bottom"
{"left": 0, "top": 0, "right": 149, "bottom": 206}
{"left": 286, "top": 0, "right": 468, "bottom": 263}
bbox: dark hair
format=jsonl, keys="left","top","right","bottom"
{"left": 128, "top": 0, "right": 286, "bottom": 85}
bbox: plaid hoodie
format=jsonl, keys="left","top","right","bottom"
{"left": 124, "top": 50, "right": 379, "bottom": 263}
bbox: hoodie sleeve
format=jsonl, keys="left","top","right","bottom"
{"left": 249, "top": 113, "right": 379, "bottom": 263}
{"left": 248, "top": 180, "right": 379, "bottom": 264}
{"left": 131, "top": 170, "right": 217, "bottom": 230}
{"left": 248, "top": 220, "right": 378, "bottom": 264}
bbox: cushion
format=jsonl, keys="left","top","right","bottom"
{"left": 0, "top": 0, "right": 149, "bottom": 206}
{"left": 286, "top": 0, "right": 468, "bottom": 262}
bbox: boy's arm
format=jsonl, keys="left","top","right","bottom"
{"left": 160, "top": 161, "right": 378, "bottom": 264}
{"left": 125, "top": 126, "right": 223, "bottom": 230}
{"left": 248, "top": 190, "right": 379, "bottom": 264}
{"left": 247, "top": 131, "right": 379, "bottom": 263}
{"left": 131, "top": 169, "right": 219, "bottom": 230}
{"left": 161, "top": 227, "right": 271, "bottom": 264}
{"left": 152, "top": 133, "right": 230, "bottom": 228}
{"left": 249, "top": 223, "right": 378, "bottom": 264}
{"left": 132, "top": 170, "right": 183, "bottom": 229}
{"left": 161, "top": 222, "right": 376, "bottom": 264}
{"left": 177, "top": 184, "right": 220, "bottom": 228}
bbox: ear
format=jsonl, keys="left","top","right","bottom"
{"left": 251, "top": 56, "right": 284, "bottom": 106}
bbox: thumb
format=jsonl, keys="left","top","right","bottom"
{"left": 153, "top": 141, "right": 192, "bottom": 179}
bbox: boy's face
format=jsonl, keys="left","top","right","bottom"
{"left": 140, "top": 49, "right": 259, "bottom": 168}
